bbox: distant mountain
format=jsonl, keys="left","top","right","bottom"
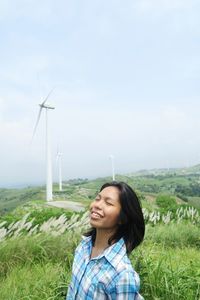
{"left": 128, "top": 164, "right": 200, "bottom": 176}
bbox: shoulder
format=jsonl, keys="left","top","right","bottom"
{"left": 73, "top": 235, "right": 92, "bottom": 262}
{"left": 105, "top": 240, "right": 141, "bottom": 292}
{"left": 115, "top": 268, "right": 140, "bottom": 291}
{"left": 72, "top": 236, "right": 92, "bottom": 272}
{"left": 75, "top": 235, "right": 91, "bottom": 252}
{"left": 116, "top": 250, "right": 140, "bottom": 291}
{"left": 106, "top": 238, "right": 133, "bottom": 272}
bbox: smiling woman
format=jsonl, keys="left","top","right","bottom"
{"left": 66, "top": 181, "right": 145, "bottom": 300}
{"left": 90, "top": 186, "right": 122, "bottom": 233}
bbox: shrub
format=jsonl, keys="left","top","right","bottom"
{"left": 0, "top": 208, "right": 74, "bottom": 229}
{"left": 29, "top": 208, "right": 74, "bottom": 226}
{"left": 156, "top": 194, "right": 178, "bottom": 212}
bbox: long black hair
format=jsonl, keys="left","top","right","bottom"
{"left": 84, "top": 181, "right": 145, "bottom": 254}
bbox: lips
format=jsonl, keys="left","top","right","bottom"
{"left": 90, "top": 211, "right": 103, "bottom": 219}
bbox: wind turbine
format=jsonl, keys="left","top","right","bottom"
{"left": 32, "top": 89, "right": 55, "bottom": 201}
{"left": 109, "top": 155, "right": 115, "bottom": 181}
{"left": 56, "top": 147, "right": 63, "bottom": 192}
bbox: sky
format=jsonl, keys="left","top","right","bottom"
{"left": 0, "top": 0, "right": 200, "bottom": 187}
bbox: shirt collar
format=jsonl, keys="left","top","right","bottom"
{"left": 81, "top": 236, "right": 93, "bottom": 263}
{"left": 103, "top": 238, "right": 127, "bottom": 269}
{"left": 82, "top": 236, "right": 127, "bottom": 269}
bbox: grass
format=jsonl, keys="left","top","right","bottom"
{"left": 0, "top": 222, "right": 199, "bottom": 300}
{"left": 0, "top": 234, "right": 78, "bottom": 277}
{"left": 0, "top": 169, "right": 199, "bottom": 299}
{"left": 0, "top": 187, "right": 44, "bottom": 214}
{"left": 0, "top": 263, "right": 67, "bottom": 300}
{"left": 188, "top": 196, "right": 200, "bottom": 209}
{"left": 1, "top": 167, "right": 200, "bottom": 215}
{"left": 145, "top": 223, "right": 200, "bottom": 248}
{"left": 0, "top": 205, "right": 75, "bottom": 228}
{"left": 132, "top": 245, "right": 200, "bottom": 300}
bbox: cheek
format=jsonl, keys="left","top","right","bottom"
{"left": 116, "top": 209, "right": 122, "bottom": 223}
{"left": 109, "top": 209, "right": 121, "bottom": 222}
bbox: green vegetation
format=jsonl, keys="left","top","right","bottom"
{"left": 133, "top": 244, "right": 200, "bottom": 300}
{"left": 0, "top": 223, "right": 199, "bottom": 300}
{"left": 0, "top": 165, "right": 200, "bottom": 299}
{"left": 0, "top": 206, "right": 74, "bottom": 228}
{"left": 0, "top": 187, "right": 44, "bottom": 214}
{"left": 145, "top": 223, "right": 200, "bottom": 248}
{"left": 1, "top": 164, "right": 200, "bottom": 215}
{"left": 0, "top": 234, "right": 76, "bottom": 300}
{"left": 156, "top": 194, "right": 178, "bottom": 213}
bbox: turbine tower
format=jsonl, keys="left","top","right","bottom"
{"left": 56, "top": 148, "right": 63, "bottom": 191}
{"left": 32, "top": 90, "right": 55, "bottom": 201}
{"left": 109, "top": 155, "right": 115, "bottom": 181}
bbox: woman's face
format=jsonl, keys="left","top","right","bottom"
{"left": 89, "top": 186, "right": 121, "bottom": 232}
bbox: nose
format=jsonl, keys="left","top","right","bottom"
{"left": 92, "top": 199, "right": 103, "bottom": 210}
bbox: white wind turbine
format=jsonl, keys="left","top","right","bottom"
{"left": 32, "top": 90, "right": 55, "bottom": 201}
{"left": 109, "top": 155, "right": 115, "bottom": 181}
{"left": 56, "top": 147, "right": 63, "bottom": 192}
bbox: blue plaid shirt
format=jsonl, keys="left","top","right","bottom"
{"left": 66, "top": 236, "right": 144, "bottom": 300}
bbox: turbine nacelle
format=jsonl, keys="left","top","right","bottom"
{"left": 39, "top": 102, "right": 55, "bottom": 110}
{"left": 56, "top": 152, "right": 63, "bottom": 157}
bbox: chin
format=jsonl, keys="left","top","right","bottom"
{"left": 89, "top": 220, "right": 102, "bottom": 229}
{"left": 89, "top": 220, "right": 98, "bottom": 227}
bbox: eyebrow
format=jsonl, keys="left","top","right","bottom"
{"left": 96, "top": 194, "right": 115, "bottom": 202}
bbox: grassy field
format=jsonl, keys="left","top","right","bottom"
{"left": 0, "top": 166, "right": 200, "bottom": 299}
{"left": 0, "top": 187, "right": 45, "bottom": 214}
{"left": 0, "top": 221, "right": 199, "bottom": 300}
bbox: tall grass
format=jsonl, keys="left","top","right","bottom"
{"left": 0, "top": 207, "right": 199, "bottom": 299}
{"left": 0, "top": 233, "right": 78, "bottom": 277}
{"left": 132, "top": 245, "right": 200, "bottom": 300}
{"left": 0, "top": 226, "right": 199, "bottom": 300}
{"left": 0, "top": 233, "right": 77, "bottom": 300}
{"left": 0, "top": 206, "right": 199, "bottom": 243}
{"left": 145, "top": 223, "right": 200, "bottom": 248}
{"left": 0, "top": 263, "right": 66, "bottom": 300}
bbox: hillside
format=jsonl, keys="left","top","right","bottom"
{"left": 0, "top": 164, "right": 200, "bottom": 216}
{"left": 0, "top": 166, "right": 199, "bottom": 300}
{"left": 0, "top": 187, "right": 44, "bottom": 214}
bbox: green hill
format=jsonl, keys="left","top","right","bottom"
{"left": 0, "top": 187, "right": 45, "bottom": 214}
{"left": 0, "top": 167, "right": 199, "bottom": 300}
{"left": 1, "top": 165, "right": 200, "bottom": 216}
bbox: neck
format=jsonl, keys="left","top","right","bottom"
{"left": 94, "top": 228, "right": 116, "bottom": 250}
{"left": 90, "top": 228, "right": 117, "bottom": 259}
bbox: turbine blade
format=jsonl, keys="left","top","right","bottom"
{"left": 31, "top": 106, "right": 43, "bottom": 141}
{"left": 37, "top": 72, "right": 43, "bottom": 102}
{"left": 41, "top": 88, "right": 54, "bottom": 106}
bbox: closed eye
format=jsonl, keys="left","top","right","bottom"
{"left": 105, "top": 201, "right": 113, "bottom": 206}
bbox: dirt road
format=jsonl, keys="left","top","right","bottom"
{"left": 47, "top": 200, "right": 85, "bottom": 212}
